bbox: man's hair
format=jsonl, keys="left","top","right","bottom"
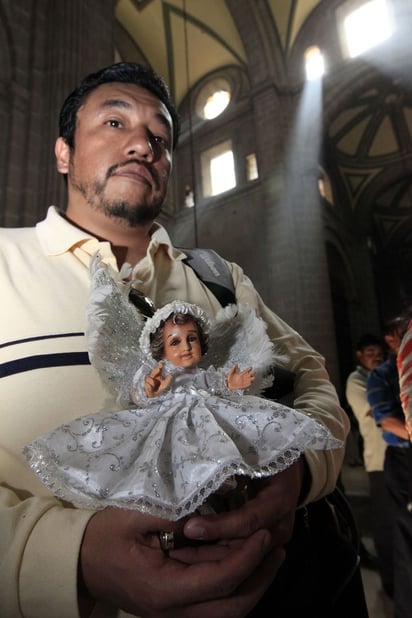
{"left": 58, "top": 62, "right": 180, "bottom": 150}
{"left": 355, "top": 333, "right": 384, "bottom": 352}
{"left": 382, "top": 316, "right": 409, "bottom": 337}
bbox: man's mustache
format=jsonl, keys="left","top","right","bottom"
{"left": 107, "top": 159, "right": 160, "bottom": 190}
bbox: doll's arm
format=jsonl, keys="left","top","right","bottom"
{"left": 144, "top": 363, "right": 173, "bottom": 398}
{"left": 226, "top": 364, "right": 255, "bottom": 391}
{"left": 131, "top": 362, "right": 172, "bottom": 404}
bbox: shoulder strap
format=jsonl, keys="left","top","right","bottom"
{"left": 182, "top": 248, "right": 236, "bottom": 307}
{"left": 181, "top": 247, "right": 295, "bottom": 401}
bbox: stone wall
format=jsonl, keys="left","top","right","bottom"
{"left": 0, "top": 0, "right": 115, "bottom": 227}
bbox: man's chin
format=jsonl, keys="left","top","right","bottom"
{"left": 103, "top": 201, "right": 163, "bottom": 226}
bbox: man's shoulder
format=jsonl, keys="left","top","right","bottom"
{"left": 0, "top": 224, "right": 37, "bottom": 247}
{"left": 0, "top": 208, "right": 57, "bottom": 245}
{"left": 348, "top": 365, "right": 366, "bottom": 379}
{"left": 369, "top": 358, "right": 396, "bottom": 380}
{"left": 0, "top": 224, "right": 36, "bottom": 236}
{"left": 346, "top": 367, "right": 366, "bottom": 386}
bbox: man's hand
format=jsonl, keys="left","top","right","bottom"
{"left": 182, "top": 459, "right": 304, "bottom": 555}
{"left": 80, "top": 506, "right": 284, "bottom": 617}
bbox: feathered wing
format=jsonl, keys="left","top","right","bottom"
{"left": 86, "top": 253, "right": 149, "bottom": 406}
{"left": 199, "top": 304, "right": 284, "bottom": 395}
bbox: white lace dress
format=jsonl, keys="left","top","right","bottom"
{"left": 24, "top": 360, "right": 342, "bottom": 521}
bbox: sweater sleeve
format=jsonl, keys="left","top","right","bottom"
{"left": 0, "top": 482, "right": 94, "bottom": 618}
{"left": 227, "top": 262, "right": 350, "bottom": 504}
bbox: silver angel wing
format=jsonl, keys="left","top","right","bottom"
{"left": 86, "top": 253, "right": 151, "bottom": 406}
{"left": 199, "top": 303, "right": 285, "bottom": 395}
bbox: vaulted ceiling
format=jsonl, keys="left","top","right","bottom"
{"left": 115, "top": 0, "right": 323, "bottom": 105}
{"left": 114, "top": 0, "right": 412, "bottom": 283}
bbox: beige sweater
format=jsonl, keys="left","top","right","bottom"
{"left": 0, "top": 207, "right": 349, "bottom": 618}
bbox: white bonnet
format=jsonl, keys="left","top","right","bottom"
{"left": 139, "top": 300, "right": 210, "bottom": 357}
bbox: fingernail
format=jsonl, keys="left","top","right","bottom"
{"left": 185, "top": 524, "right": 207, "bottom": 540}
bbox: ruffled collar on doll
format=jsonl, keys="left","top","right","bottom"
{"left": 160, "top": 359, "right": 199, "bottom": 376}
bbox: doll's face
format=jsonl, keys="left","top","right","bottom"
{"left": 162, "top": 319, "right": 203, "bottom": 368}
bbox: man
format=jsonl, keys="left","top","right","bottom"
{"left": 0, "top": 63, "right": 352, "bottom": 618}
{"left": 367, "top": 317, "right": 411, "bottom": 618}
{"left": 346, "top": 334, "right": 393, "bottom": 598}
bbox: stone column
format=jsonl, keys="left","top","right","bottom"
{"left": 228, "top": 0, "right": 340, "bottom": 388}
{"left": 1, "top": 0, "right": 115, "bottom": 227}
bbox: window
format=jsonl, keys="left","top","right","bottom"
{"left": 201, "top": 140, "right": 236, "bottom": 197}
{"left": 203, "top": 91, "right": 231, "bottom": 120}
{"left": 318, "top": 167, "right": 334, "bottom": 206}
{"left": 246, "top": 153, "right": 258, "bottom": 181}
{"left": 304, "top": 46, "right": 326, "bottom": 80}
{"left": 196, "top": 78, "right": 231, "bottom": 120}
{"left": 184, "top": 184, "right": 194, "bottom": 208}
{"left": 337, "top": 0, "right": 394, "bottom": 58}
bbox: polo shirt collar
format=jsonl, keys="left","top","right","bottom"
{"left": 36, "top": 205, "right": 186, "bottom": 263}
{"left": 36, "top": 206, "right": 95, "bottom": 255}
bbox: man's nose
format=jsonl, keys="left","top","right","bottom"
{"left": 126, "top": 130, "right": 155, "bottom": 161}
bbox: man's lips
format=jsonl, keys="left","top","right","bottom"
{"left": 111, "top": 163, "right": 154, "bottom": 188}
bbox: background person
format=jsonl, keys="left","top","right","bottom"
{"left": 346, "top": 333, "right": 393, "bottom": 599}
{"left": 367, "top": 316, "right": 411, "bottom": 618}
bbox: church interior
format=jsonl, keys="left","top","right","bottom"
{"left": 1, "top": 1, "right": 411, "bottom": 615}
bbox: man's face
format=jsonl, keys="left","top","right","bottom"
{"left": 57, "top": 82, "right": 173, "bottom": 227}
{"left": 357, "top": 345, "right": 384, "bottom": 371}
{"left": 384, "top": 330, "right": 403, "bottom": 355}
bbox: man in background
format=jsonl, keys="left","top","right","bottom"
{"left": 367, "top": 317, "right": 411, "bottom": 618}
{"left": 346, "top": 333, "right": 393, "bottom": 600}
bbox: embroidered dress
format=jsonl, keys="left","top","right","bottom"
{"left": 24, "top": 256, "right": 342, "bottom": 521}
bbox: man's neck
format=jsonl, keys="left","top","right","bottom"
{"left": 64, "top": 209, "right": 153, "bottom": 268}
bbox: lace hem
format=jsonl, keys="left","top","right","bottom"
{"left": 24, "top": 445, "right": 304, "bottom": 520}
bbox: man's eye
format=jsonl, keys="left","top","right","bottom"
{"left": 170, "top": 339, "right": 180, "bottom": 346}
{"left": 152, "top": 135, "right": 169, "bottom": 148}
{"left": 188, "top": 336, "right": 198, "bottom": 342}
{"left": 106, "top": 119, "right": 122, "bottom": 128}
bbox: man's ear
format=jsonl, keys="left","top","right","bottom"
{"left": 355, "top": 350, "right": 362, "bottom": 362}
{"left": 55, "top": 137, "right": 71, "bottom": 174}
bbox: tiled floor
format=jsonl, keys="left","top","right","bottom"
{"left": 341, "top": 465, "right": 393, "bottom": 618}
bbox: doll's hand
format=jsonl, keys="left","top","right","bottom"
{"left": 226, "top": 364, "right": 255, "bottom": 390}
{"left": 144, "top": 363, "right": 173, "bottom": 398}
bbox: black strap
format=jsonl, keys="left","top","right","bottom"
{"left": 182, "top": 248, "right": 236, "bottom": 307}
{"left": 181, "top": 247, "right": 295, "bottom": 401}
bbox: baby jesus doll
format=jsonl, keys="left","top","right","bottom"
{"left": 24, "top": 259, "right": 342, "bottom": 521}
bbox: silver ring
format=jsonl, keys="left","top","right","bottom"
{"left": 158, "top": 530, "right": 175, "bottom": 552}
